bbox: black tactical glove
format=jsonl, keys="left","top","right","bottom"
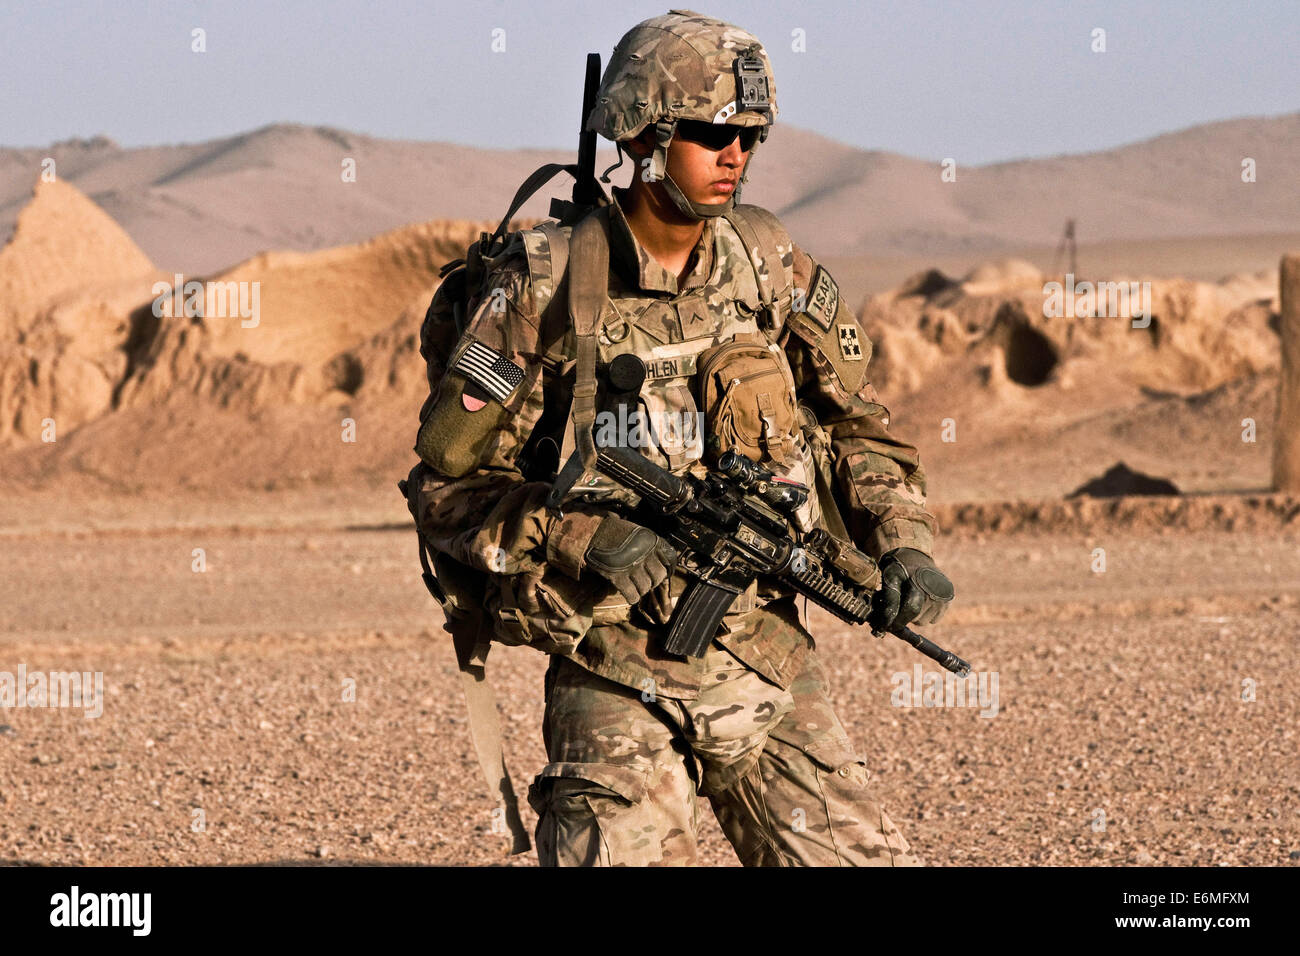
{"left": 583, "top": 515, "right": 678, "bottom": 606}
{"left": 868, "top": 548, "right": 955, "bottom": 631}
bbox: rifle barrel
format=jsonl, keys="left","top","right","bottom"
{"left": 574, "top": 52, "right": 601, "bottom": 206}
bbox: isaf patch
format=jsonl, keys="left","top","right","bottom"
{"left": 838, "top": 324, "right": 864, "bottom": 361}
{"left": 806, "top": 265, "right": 840, "bottom": 331}
{"left": 452, "top": 340, "right": 524, "bottom": 405}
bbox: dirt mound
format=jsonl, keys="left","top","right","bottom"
{"left": 0, "top": 183, "right": 519, "bottom": 490}
{"left": 114, "top": 216, "right": 499, "bottom": 413}
{"left": 935, "top": 492, "right": 1300, "bottom": 537}
{"left": 869, "top": 257, "right": 1282, "bottom": 503}
{"left": 1068, "top": 463, "right": 1180, "bottom": 498}
{"left": 865, "top": 259, "right": 1279, "bottom": 400}
{"left": 0, "top": 179, "right": 524, "bottom": 485}
{"left": 0, "top": 179, "right": 162, "bottom": 446}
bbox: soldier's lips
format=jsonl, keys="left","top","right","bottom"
{"left": 711, "top": 181, "right": 736, "bottom": 193}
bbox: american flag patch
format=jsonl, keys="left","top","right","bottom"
{"left": 452, "top": 340, "right": 525, "bottom": 404}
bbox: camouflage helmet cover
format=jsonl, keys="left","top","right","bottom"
{"left": 586, "top": 9, "right": 779, "bottom": 143}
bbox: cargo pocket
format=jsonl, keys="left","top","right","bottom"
{"left": 795, "top": 735, "right": 916, "bottom": 866}
{"left": 527, "top": 762, "right": 652, "bottom": 867}
{"left": 805, "top": 736, "right": 872, "bottom": 789}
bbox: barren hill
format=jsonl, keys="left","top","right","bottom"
{"left": 0, "top": 180, "right": 162, "bottom": 445}
{"left": 2, "top": 113, "right": 1297, "bottom": 274}
{"left": 0, "top": 173, "right": 1287, "bottom": 506}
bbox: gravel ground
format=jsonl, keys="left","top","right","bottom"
{"left": 1, "top": 523, "right": 1297, "bottom": 866}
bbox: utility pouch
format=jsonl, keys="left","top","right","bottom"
{"left": 636, "top": 383, "right": 704, "bottom": 471}
{"left": 696, "top": 340, "right": 799, "bottom": 466}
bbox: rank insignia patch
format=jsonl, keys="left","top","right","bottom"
{"left": 838, "top": 324, "right": 864, "bottom": 361}
{"left": 806, "top": 265, "right": 840, "bottom": 331}
{"left": 452, "top": 340, "right": 525, "bottom": 404}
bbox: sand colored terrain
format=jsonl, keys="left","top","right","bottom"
{"left": 4, "top": 114, "right": 1299, "bottom": 273}
{"left": 0, "top": 178, "right": 1286, "bottom": 508}
{"left": 113, "top": 216, "right": 496, "bottom": 412}
{"left": 852, "top": 258, "right": 1281, "bottom": 505}
{"left": 0, "top": 180, "right": 164, "bottom": 447}
{"left": 0, "top": 180, "right": 506, "bottom": 490}
{"left": 1, "top": 521, "right": 1295, "bottom": 867}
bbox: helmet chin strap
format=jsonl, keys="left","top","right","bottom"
{"left": 660, "top": 171, "right": 735, "bottom": 219}
{"left": 644, "top": 119, "right": 760, "bottom": 221}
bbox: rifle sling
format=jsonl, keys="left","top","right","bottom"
{"left": 450, "top": 607, "right": 531, "bottom": 855}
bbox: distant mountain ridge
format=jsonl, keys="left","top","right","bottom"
{"left": 1, "top": 112, "right": 1297, "bottom": 274}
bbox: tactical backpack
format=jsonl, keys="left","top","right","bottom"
{"left": 399, "top": 159, "right": 607, "bottom": 855}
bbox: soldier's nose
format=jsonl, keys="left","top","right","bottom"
{"left": 719, "top": 138, "right": 745, "bottom": 166}
{"left": 719, "top": 154, "right": 743, "bottom": 170}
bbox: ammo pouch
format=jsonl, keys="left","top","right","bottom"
{"left": 636, "top": 383, "right": 704, "bottom": 471}
{"left": 696, "top": 339, "right": 800, "bottom": 466}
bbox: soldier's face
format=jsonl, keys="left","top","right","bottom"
{"left": 629, "top": 128, "right": 750, "bottom": 212}
{"left": 664, "top": 133, "right": 749, "bottom": 208}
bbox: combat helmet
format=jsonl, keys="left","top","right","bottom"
{"left": 586, "top": 9, "right": 777, "bottom": 220}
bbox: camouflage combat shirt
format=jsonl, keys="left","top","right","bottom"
{"left": 411, "top": 186, "right": 937, "bottom": 699}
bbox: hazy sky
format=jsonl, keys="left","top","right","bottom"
{"left": 3, "top": 0, "right": 1296, "bottom": 164}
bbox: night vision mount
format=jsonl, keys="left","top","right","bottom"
{"left": 733, "top": 44, "right": 772, "bottom": 120}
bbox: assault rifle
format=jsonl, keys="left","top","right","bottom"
{"left": 583, "top": 357, "right": 969, "bottom": 675}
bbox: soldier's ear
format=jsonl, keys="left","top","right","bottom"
{"left": 624, "top": 129, "right": 654, "bottom": 161}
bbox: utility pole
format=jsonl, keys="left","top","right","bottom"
{"left": 1051, "top": 218, "right": 1077, "bottom": 278}
{"left": 1275, "top": 254, "right": 1300, "bottom": 491}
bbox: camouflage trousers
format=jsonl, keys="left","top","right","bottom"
{"left": 526, "top": 619, "right": 919, "bottom": 867}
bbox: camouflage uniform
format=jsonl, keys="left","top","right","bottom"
{"left": 534, "top": 603, "right": 915, "bottom": 866}
{"left": 408, "top": 11, "right": 936, "bottom": 866}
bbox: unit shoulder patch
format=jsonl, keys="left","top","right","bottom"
{"left": 837, "top": 323, "right": 864, "bottom": 362}
{"left": 785, "top": 284, "right": 872, "bottom": 396}
{"left": 805, "top": 265, "right": 840, "bottom": 331}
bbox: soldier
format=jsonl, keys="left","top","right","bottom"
{"left": 407, "top": 9, "right": 954, "bottom": 866}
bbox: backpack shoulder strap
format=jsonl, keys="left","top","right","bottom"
{"left": 450, "top": 606, "right": 531, "bottom": 855}
{"left": 517, "top": 221, "right": 577, "bottom": 481}
{"left": 544, "top": 211, "right": 611, "bottom": 513}
{"left": 521, "top": 221, "right": 571, "bottom": 345}
{"left": 724, "top": 203, "right": 795, "bottom": 330}
{"left": 397, "top": 474, "right": 531, "bottom": 855}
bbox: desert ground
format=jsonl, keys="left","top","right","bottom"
{"left": 2, "top": 486, "right": 1296, "bottom": 866}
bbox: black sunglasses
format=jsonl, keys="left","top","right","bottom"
{"left": 673, "top": 119, "right": 762, "bottom": 152}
